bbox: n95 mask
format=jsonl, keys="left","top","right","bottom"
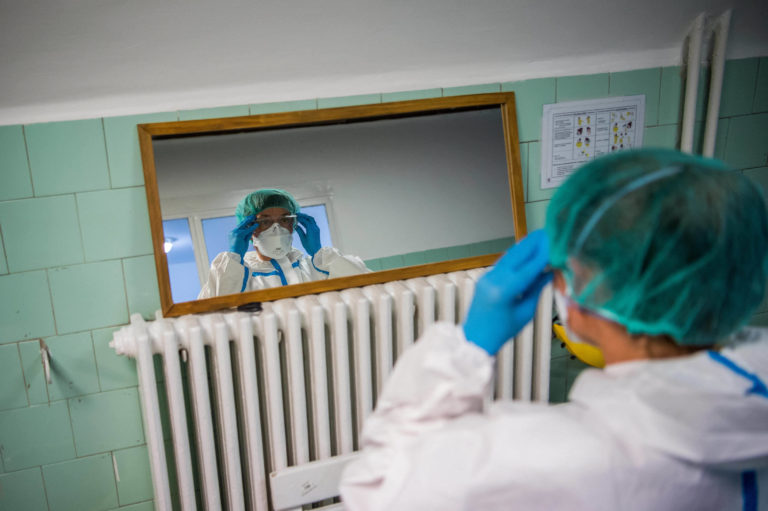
{"left": 253, "top": 224, "right": 293, "bottom": 259}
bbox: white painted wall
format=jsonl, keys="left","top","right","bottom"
{"left": 2, "top": 0, "right": 767, "bottom": 125}
{"left": 154, "top": 109, "right": 514, "bottom": 259}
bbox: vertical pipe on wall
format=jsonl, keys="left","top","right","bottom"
{"left": 702, "top": 10, "right": 732, "bottom": 157}
{"left": 680, "top": 13, "right": 706, "bottom": 153}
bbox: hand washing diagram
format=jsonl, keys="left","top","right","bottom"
{"left": 541, "top": 95, "right": 645, "bottom": 189}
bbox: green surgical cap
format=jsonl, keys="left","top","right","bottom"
{"left": 235, "top": 188, "right": 300, "bottom": 222}
{"left": 545, "top": 148, "right": 768, "bottom": 345}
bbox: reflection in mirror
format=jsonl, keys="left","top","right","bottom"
{"left": 153, "top": 107, "right": 515, "bottom": 304}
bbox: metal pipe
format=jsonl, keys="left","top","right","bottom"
{"left": 703, "top": 10, "right": 732, "bottom": 157}
{"left": 680, "top": 13, "right": 706, "bottom": 153}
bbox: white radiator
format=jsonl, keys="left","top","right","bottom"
{"left": 110, "top": 269, "right": 554, "bottom": 511}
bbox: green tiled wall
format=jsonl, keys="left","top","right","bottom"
{"left": 366, "top": 236, "right": 515, "bottom": 270}
{"left": 1, "top": 57, "right": 766, "bottom": 510}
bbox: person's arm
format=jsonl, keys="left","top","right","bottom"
{"left": 197, "top": 252, "right": 249, "bottom": 299}
{"left": 340, "top": 323, "right": 614, "bottom": 511}
{"left": 295, "top": 212, "right": 370, "bottom": 278}
{"left": 340, "top": 231, "right": 563, "bottom": 510}
{"left": 198, "top": 215, "right": 260, "bottom": 299}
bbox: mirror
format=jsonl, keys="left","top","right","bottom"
{"left": 139, "top": 93, "right": 527, "bottom": 316}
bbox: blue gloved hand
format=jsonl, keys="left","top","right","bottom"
{"left": 228, "top": 214, "right": 259, "bottom": 261}
{"left": 463, "top": 229, "right": 553, "bottom": 356}
{"left": 296, "top": 212, "right": 322, "bottom": 257}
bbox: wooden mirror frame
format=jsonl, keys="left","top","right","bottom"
{"left": 139, "top": 92, "right": 526, "bottom": 317}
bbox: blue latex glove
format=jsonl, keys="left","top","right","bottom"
{"left": 228, "top": 214, "right": 259, "bottom": 261}
{"left": 296, "top": 212, "right": 322, "bottom": 257}
{"left": 463, "top": 229, "right": 553, "bottom": 356}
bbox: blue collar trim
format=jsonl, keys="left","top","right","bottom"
{"left": 708, "top": 351, "right": 768, "bottom": 398}
{"left": 311, "top": 255, "right": 330, "bottom": 276}
{"left": 269, "top": 259, "right": 288, "bottom": 286}
{"left": 742, "top": 470, "right": 757, "bottom": 511}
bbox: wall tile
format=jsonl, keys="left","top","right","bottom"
{"left": 381, "top": 89, "right": 442, "bottom": 103}
{"left": 18, "top": 340, "right": 50, "bottom": 405}
{"left": 714, "top": 117, "right": 730, "bottom": 162}
{"left": 104, "top": 112, "right": 178, "bottom": 188}
{"left": 420, "top": 247, "right": 448, "bottom": 264}
{"left": 0, "top": 195, "right": 84, "bottom": 272}
{"left": 556, "top": 73, "right": 609, "bottom": 102}
{"left": 525, "top": 200, "right": 549, "bottom": 231}
{"left": 48, "top": 261, "right": 128, "bottom": 333}
{"left": 754, "top": 58, "right": 768, "bottom": 113}
{"left": 502, "top": 78, "right": 556, "bottom": 142}
{"left": 440, "top": 244, "right": 471, "bottom": 261}
{"left": 317, "top": 93, "right": 381, "bottom": 109}
{"left": 0, "top": 344, "right": 28, "bottom": 410}
{"left": 402, "top": 251, "right": 426, "bottom": 266}
{"left": 77, "top": 188, "right": 152, "bottom": 261}
{"left": 178, "top": 104, "right": 250, "bottom": 121}
{"left": 744, "top": 167, "right": 768, "bottom": 198}
{"left": 123, "top": 255, "right": 161, "bottom": 320}
{"left": 0, "top": 232, "right": 6, "bottom": 275}
{"left": 114, "top": 445, "right": 153, "bottom": 505}
{"left": 548, "top": 355, "right": 567, "bottom": 403}
{"left": 658, "top": 66, "right": 683, "bottom": 126}
{"left": 43, "top": 453, "right": 118, "bottom": 511}
{"left": 724, "top": 113, "right": 768, "bottom": 169}
{"left": 467, "top": 240, "right": 497, "bottom": 256}
{"left": 0, "top": 270, "right": 56, "bottom": 344}
{"left": 108, "top": 501, "right": 154, "bottom": 511}
{"left": 527, "top": 142, "right": 557, "bottom": 202}
{"left": 442, "top": 83, "right": 500, "bottom": 96}
{"left": 719, "top": 58, "right": 759, "bottom": 118}
{"left": 377, "top": 254, "right": 404, "bottom": 270}
{"left": 93, "top": 326, "right": 138, "bottom": 391}
{"left": 250, "top": 99, "right": 317, "bottom": 114}
{"left": 609, "top": 68, "right": 661, "bottom": 125}
{"left": 38, "top": 333, "right": 100, "bottom": 401}
{"left": 0, "top": 125, "right": 33, "bottom": 201}
{"left": 0, "top": 467, "right": 48, "bottom": 511}
{"left": 643, "top": 124, "right": 678, "bottom": 149}
{"left": 26, "top": 119, "right": 110, "bottom": 196}
{"left": 69, "top": 388, "right": 144, "bottom": 456}
{"left": 0, "top": 402, "right": 75, "bottom": 470}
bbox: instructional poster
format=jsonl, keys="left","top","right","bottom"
{"left": 540, "top": 95, "right": 645, "bottom": 189}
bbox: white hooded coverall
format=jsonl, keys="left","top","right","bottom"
{"left": 339, "top": 323, "right": 768, "bottom": 511}
{"left": 198, "top": 247, "right": 369, "bottom": 299}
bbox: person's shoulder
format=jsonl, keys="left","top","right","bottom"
{"left": 243, "top": 252, "right": 270, "bottom": 267}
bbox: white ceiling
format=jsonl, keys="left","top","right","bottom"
{"left": 1, "top": 0, "right": 766, "bottom": 125}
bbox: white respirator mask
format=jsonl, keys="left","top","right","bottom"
{"left": 253, "top": 224, "right": 293, "bottom": 259}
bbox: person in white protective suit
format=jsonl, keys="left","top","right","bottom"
{"left": 198, "top": 189, "right": 369, "bottom": 299}
{"left": 339, "top": 148, "right": 768, "bottom": 511}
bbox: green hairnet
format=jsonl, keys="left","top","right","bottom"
{"left": 235, "top": 189, "right": 300, "bottom": 222}
{"left": 545, "top": 148, "right": 768, "bottom": 345}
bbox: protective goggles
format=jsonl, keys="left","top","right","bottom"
{"left": 255, "top": 214, "right": 297, "bottom": 229}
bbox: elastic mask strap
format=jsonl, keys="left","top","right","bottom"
{"left": 573, "top": 166, "right": 683, "bottom": 254}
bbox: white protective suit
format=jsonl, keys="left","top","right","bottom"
{"left": 340, "top": 323, "right": 768, "bottom": 511}
{"left": 198, "top": 247, "right": 369, "bottom": 299}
